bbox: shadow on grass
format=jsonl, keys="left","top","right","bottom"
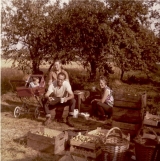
{"left": 1, "top": 104, "right": 15, "bottom": 112}
{"left": 13, "top": 135, "right": 28, "bottom": 146}
{"left": 1, "top": 103, "right": 43, "bottom": 122}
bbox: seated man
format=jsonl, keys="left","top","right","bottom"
{"left": 44, "top": 72, "right": 76, "bottom": 125}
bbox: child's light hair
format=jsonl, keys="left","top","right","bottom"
{"left": 33, "top": 77, "right": 39, "bottom": 82}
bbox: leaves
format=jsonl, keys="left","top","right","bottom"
{"left": 1, "top": 0, "right": 160, "bottom": 78}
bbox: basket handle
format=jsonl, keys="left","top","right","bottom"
{"left": 106, "top": 127, "right": 123, "bottom": 139}
{"left": 138, "top": 126, "right": 159, "bottom": 143}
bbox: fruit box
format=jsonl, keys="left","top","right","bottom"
{"left": 70, "top": 133, "right": 100, "bottom": 150}
{"left": 86, "top": 127, "right": 109, "bottom": 138}
{"left": 142, "top": 133, "right": 160, "bottom": 142}
{"left": 27, "top": 127, "right": 68, "bottom": 154}
{"left": 143, "top": 112, "right": 160, "bottom": 127}
{"left": 70, "top": 145, "right": 102, "bottom": 159}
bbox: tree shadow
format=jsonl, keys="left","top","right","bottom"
{"left": 1, "top": 103, "right": 15, "bottom": 113}
{"left": 13, "top": 135, "right": 28, "bottom": 146}
{"left": 69, "top": 117, "right": 112, "bottom": 131}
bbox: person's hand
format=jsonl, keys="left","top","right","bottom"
{"left": 48, "top": 97, "right": 54, "bottom": 102}
{"left": 63, "top": 97, "right": 68, "bottom": 102}
{"left": 91, "top": 99, "right": 97, "bottom": 104}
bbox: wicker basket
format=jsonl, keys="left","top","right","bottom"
{"left": 100, "top": 127, "right": 129, "bottom": 161}
{"left": 134, "top": 127, "right": 159, "bottom": 161}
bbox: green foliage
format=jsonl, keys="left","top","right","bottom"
{"left": 108, "top": 0, "right": 160, "bottom": 79}
{"left": 2, "top": 0, "right": 61, "bottom": 73}
{"left": 50, "top": 0, "right": 160, "bottom": 80}
{"left": 51, "top": 0, "right": 115, "bottom": 79}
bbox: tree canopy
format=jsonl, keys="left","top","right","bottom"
{"left": 2, "top": 0, "right": 61, "bottom": 73}
{"left": 2, "top": 0, "right": 160, "bottom": 79}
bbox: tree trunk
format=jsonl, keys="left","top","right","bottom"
{"left": 90, "top": 61, "right": 97, "bottom": 81}
{"left": 120, "top": 70, "right": 124, "bottom": 81}
{"left": 32, "top": 60, "right": 40, "bottom": 74}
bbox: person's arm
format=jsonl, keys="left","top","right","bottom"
{"left": 65, "top": 71, "right": 69, "bottom": 81}
{"left": 65, "top": 91, "right": 74, "bottom": 102}
{"left": 93, "top": 89, "right": 109, "bottom": 103}
{"left": 44, "top": 84, "right": 53, "bottom": 98}
{"left": 63, "top": 70, "right": 69, "bottom": 82}
{"left": 48, "top": 71, "right": 53, "bottom": 85}
{"left": 100, "top": 89, "right": 109, "bottom": 103}
{"left": 63, "top": 82, "right": 74, "bottom": 102}
{"left": 29, "top": 82, "right": 36, "bottom": 88}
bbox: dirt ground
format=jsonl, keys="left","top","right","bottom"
{"left": 1, "top": 92, "right": 110, "bottom": 161}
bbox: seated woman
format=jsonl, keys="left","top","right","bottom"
{"left": 91, "top": 76, "right": 114, "bottom": 120}
{"left": 29, "top": 77, "right": 40, "bottom": 88}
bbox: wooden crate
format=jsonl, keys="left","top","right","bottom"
{"left": 113, "top": 92, "right": 147, "bottom": 109}
{"left": 86, "top": 127, "right": 130, "bottom": 141}
{"left": 112, "top": 121, "right": 141, "bottom": 131}
{"left": 70, "top": 132, "right": 101, "bottom": 159}
{"left": 74, "top": 90, "right": 90, "bottom": 102}
{"left": 143, "top": 112, "right": 160, "bottom": 127}
{"left": 70, "top": 145, "right": 102, "bottom": 159}
{"left": 112, "top": 107, "right": 143, "bottom": 123}
{"left": 143, "top": 119, "right": 159, "bottom": 127}
{"left": 112, "top": 121, "right": 141, "bottom": 137}
{"left": 70, "top": 133, "right": 100, "bottom": 150}
{"left": 142, "top": 133, "right": 160, "bottom": 142}
{"left": 27, "top": 127, "right": 68, "bottom": 154}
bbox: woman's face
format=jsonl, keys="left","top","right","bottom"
{"left": 99, "top": 79, "right": 106, "bottom": 89}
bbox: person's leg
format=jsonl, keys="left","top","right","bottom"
{"left": 97, "top": 102, "right": 113, "bottom": 119}
{"left": 63, "top": 98, "right": 76, "bottom": 126}
{"left": 91, "top": 100, "right": 98, "bottom": 117}
{"left": 66, "top": 98, "right": 76, "bottom": 115}
{"left": 44, "top": 97, "right": 60, "bottom": 125}
{"left": 44, "top": 97, "right": 60, "bottom": 115}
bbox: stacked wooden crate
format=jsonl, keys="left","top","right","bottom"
{"left": 70, "top": 133, "right": 101, "bottom": 160}
{"left": 27, "top": 127, "right": 68, "bottom": 154}
{"left": 112, "top": 92, "right": 147, "bottom": 137}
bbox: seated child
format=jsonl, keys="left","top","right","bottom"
{"left": 29, "top": 77, "right": 40, "bottom": 88}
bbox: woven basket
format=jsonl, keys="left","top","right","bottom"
{"left": 134, "top": 127, "right": 159, "bottom": 161}
{"left": 100, "top": 127, "right": 129, "bottom": 161}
